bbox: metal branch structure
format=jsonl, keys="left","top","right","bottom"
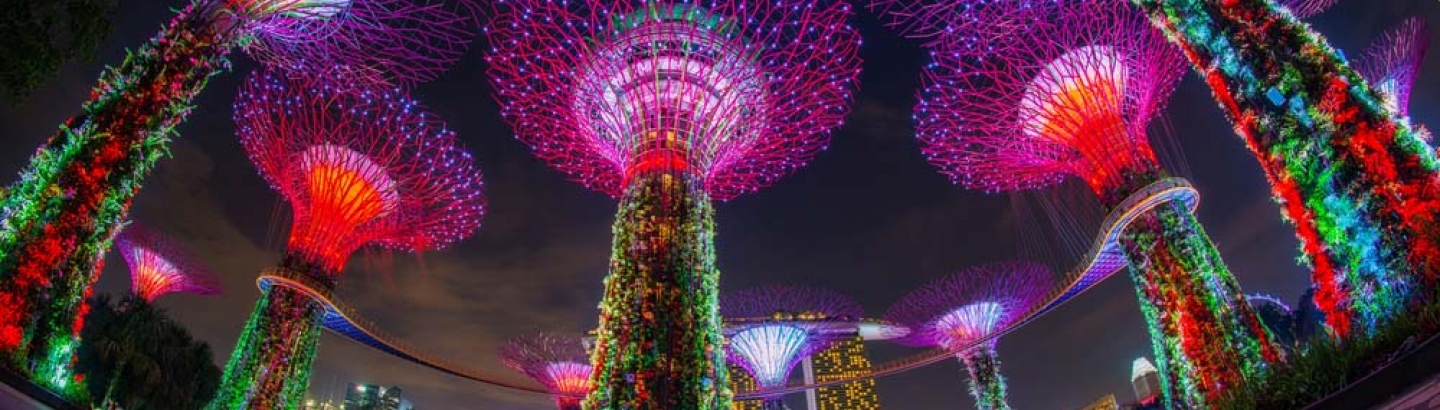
{"left": 209, "top": 70, "right": 485, "bottom": 410}
{"left": 720, "top": 286, "right": 863, "bottom": 409}
{"left": 1274, "top": 0, "right": 1341, "bottom": 19}
{"left": 901, "top": 1, "right": 1281, "bottom": 406}
{"left": 1357, "top": 18, "right": 1429, "bottom": 121}
{"left": 483, "top": 2, "right": 860, "bottom": 408}
{"left": 501, "top": 334, "right": 594, "bottom": 410}
{"left": 115, "top": 223, "right": 222, "bottom": 303}
{"left": 884, "top": 261, "right": 1051, "bottom": 410}
{"left": 1129, "top": 0, "right": 1440, "bottom": 340}
{"left": 0, "top": 0, "right": 477, "bottom": 383}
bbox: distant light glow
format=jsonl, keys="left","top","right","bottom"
{"left": 935, "top": 302, "right": 1004, "bottom": 350}
{"left": 116, "top": 224, "right": 221, "bottom": 302}
{"left": 729, "top": 325, "right": 810, "bottom": 387}
{"left": 544, "top": 362, "right": 594, "bottom": 395}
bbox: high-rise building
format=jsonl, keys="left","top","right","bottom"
{"left": 805, "top": 334, "right": 882, "bottom": 410}
{"left": 730, "top": 363, "right": 764, "bottom": 410}
{"left": 304, "top": 398, "right": 343, "bottom": 410}
{"left": 1130, "top": 358, "right": 1161, "bottom": 405}
{"left": 1078, "top": 394, "right": 1119, "bottom": 410}
{"left": 344, "top": 383, "right": 413, "bottom": 410}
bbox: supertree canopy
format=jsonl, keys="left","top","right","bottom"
{"left": 905, "top": 1, "right": 1281, "bottom": 406}
{"left": 484, "top": 2, "right": 860, "bottom": 408}
{"left": 720, "top": 285, "right": 863, "bottom": 409}
{"left": 501, "top": 334, "right": 595, "bottom": 410}
{"left": 1274, "top": 0, "right": 1341, "bottom": 19}
{"left": 1357, "top": 18, "right": 1429, "bottom": 123}
{"left": 884, "top": 261, "right": 1052, "bottom": 410}
{"left": 207, "top": 70, "right": 484, "bottom": 410}
{"left": 1128, "top": 0, "right": 1440, "bottom": 339}
{"left": 0, "top": 0, "right": 477, "bottom": 384}
{"left": 114, "top": 223, "right": 222, "bottom": 303}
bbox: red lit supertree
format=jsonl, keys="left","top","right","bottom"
{"left": 884, "top": 261, "right": 1052, "bottom": 410}
{"left": 902, "top": 1, "right": 1281, "bottom": 406}
{"left": 0, "top": 0, "right": 477, "bottom": 382}
{"left": 1358, "top": 18, "right": 1429, "bottom": 125}
{"left": 208, "top": 70, "right": 485, "bottom": 410}
{"left": 501, "top": 334, "right": 594, "bottom": 410}
{"left": 483, "top": 2, "right": 861, "bottom": 408}
{"left": 720, "top": 285, "right": 863, "bottom": 409}
{"left": 114, "top": 223, "right": 222, "bottom": 303}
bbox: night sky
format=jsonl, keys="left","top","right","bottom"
{"left": 2, "top": 1, "right": 1438, "bottom": 409}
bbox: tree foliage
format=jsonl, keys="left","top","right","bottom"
{"left": 0, "top": 0, "right": 117, "bottom": 103}
{"left": 76, "top": 294, "right": 220, "bottom": 410}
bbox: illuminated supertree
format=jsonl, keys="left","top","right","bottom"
{"left": 1128, "top": 0, "right": 1440, "bottom": 338}
{"left": 1274, "top": 0, "right": 1341, "bottom": 19}
{"left": 208, "top": 70, "right": 485, "bottom": 410}
{"left": 0, "top": 0, "right": 477, "bottom": 383}
{"left": 1247, "top": 293, "right": 1298, "bottom": 349}
{"left": 483, "top": 2, "right": 860, "bottom": 408}
{"left": 884, "top": 261, "right": 1051, "bottom": 410}
{"left": 1357, "top": 18, "right": 1429, "bottom": 125}
{"left": 906, "top": 1, "right": 1281, "bottom": 406}
{"left": 114, "top": 223, "right": 222, "bottom": 303}
{"left": 501, "top": 334, "right": 594, "bottom": 410}
{"left": 720, "top": 285, "right": 863, "bottom": 409}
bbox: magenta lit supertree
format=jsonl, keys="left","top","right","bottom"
{"left": 208, "top": 70, "right": 485, "bottom": 410}
{"left": 0, "top": 0, "right": 477, "bottom": 384}
{"left": 484, "top": 2, "right": 860, "bottom": 408}
{"left": 1358, "top": 18, "right": 1429, "bottom": 123}
{"left": 501, "top": 334, "right": 594, "bottom": 410}
{"left": 114, "top": 223, "right": 222, "bottom": 303}
{"left": 720, "top": 285, "right": 863, "bottom": 409}
{"left": 884, "top": 261, "right": 1052, "bottom": 410}
{"left": 1274, "top": 0, "right": 1341, "bottom": 19}
{"left": 903, "top": 1, "right": 1281, "bottom": 406}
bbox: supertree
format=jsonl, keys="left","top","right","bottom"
{"left": 501, "top": 334, "right": 595, "bottom": 410}
{"left": 1247, "top": 293, "right": 1298, "bottom": 349}
{"left": 719, "top": 285, "right": 864, "bottom": 409}
{"left": 0, "top": 0, "right": 477, "bottom": 383}
{"left": 483, "top": 2, "right": 861, "bottom": 408}
{"left": 904, "top": 1, "right": 1282, "bottom": 406}
{"left": 1357, "top": 18, "right": 1429, "bottom": 127}
{"left": 1128, "top": 0, "right": 1440, "bottom": 338}
{"left": 114, "top": 223, "right": 222, "bottom": 303}
{"left": 208, "top": 70, "right": 485, "bottom": 410}
{"left": 884, "top": 261, "right": 1052, "bottom": 410}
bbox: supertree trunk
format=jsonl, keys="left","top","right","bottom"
{"left": 208, "top": 259, "right": 333, "bottom": 410}
{"left": 1128, "top": 0, "right": 1440, "bottom": 338}
{"left": 1119, "top": 200, "right": 1282, "bottom": 408}
{"left": 958, "top": 344, "right": 1010, "bottom": 410}
{"left": 583, "top": 170, "right": 730, "bottom": 410}
{"left": 0, "top": 0, "right": 241, "bottom": 377}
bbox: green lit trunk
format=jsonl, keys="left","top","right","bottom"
{"left": 582, "top": 170, "right": 730, "bottom": 410}
{"left": 0, "top": 0, "right": 240, "bottom": 378}
{"left": 1129, "top": 0, "right": 1440, "bottom": 337}
{"left": 958, "top": 343, "right": 1009, "bottom": 410}
{"left": 208, "top": 259, "right": 331, "bottom": 410}
{"left": 1119, "top": 200, "right": 1279, "bottom": 408}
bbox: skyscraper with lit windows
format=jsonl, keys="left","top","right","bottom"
{"left": 730, "top": 364, "right": 762, "bottom": 410}
{"left": 804, "top": 334, "right": 882, "bottom": 410}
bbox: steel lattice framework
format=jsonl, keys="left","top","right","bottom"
{"left": 885, "top": 261, "right": 1051, "bottom": 410}
{"left": 0, "top": 0, "right": 477, "bottom": 383}
{"left": 891, "top": 0, "right": 1282, "bottom": 407}
{"left": 209, "top": 70, "right": 484, "bottom": 410}
{"left": 720, "top": 285, "right": 863, "bottom": 402}
{"left": 1357, "top": 17, "right": 1429, "bottom": 121}
{"left": 115, "top": 223, "right": 222, "bottom": 303}
{"left": 501, "top": 334, "right": 594, "bottom": 410}
{"left": 484, "top": 2, "right": 860, "bottom": 408}
{"left": 484, "top": 0, "right": 861, "bottom": 199}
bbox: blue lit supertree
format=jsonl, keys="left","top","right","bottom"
{"left": 721, "top": 285, "right": 864, "bottom": 410}
{"left": 885, "top": 261, "right": 1053, "bottom": 410}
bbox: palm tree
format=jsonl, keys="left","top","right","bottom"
{"left": 77, "top": 294, "right": 219, "bottom": 409}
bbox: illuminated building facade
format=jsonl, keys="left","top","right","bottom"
{"left": 804, "top": 334, "right": 882, "bottom": 410}
{"left": 1131, "top": 358, "right": 1161, "bottom": 405}
{"left": 1078, "top": 394, "right": 1118, "bottom": 410}
{"left": 730, "top": 363, "right": 762, "bottom": 410}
